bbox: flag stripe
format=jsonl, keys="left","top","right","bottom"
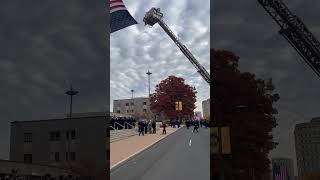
{"left": 110, "top": 0, "right": 123, "bottom": 3}
{"left": 110, "top": 7, "right": 127, "bottom": 13}
{"left": 109, "top": 0, "right": 137, "bottom": 33}
{"left": 110, "top": 3, "right": 125, "bottom": 8}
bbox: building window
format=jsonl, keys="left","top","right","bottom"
{"left": 143, "top": 102, "right": 147, "bottom": 105}
{"left": 131, "top": 110, "right": 134, "bottom": 112}
{"left": 24, "top": 154, "right": 32, "bottom": 163}
{"left": 126, "top": 103, "right": 129, "bottom": 106}
{"left": 55, "top": 152, "right": 60, "bottom": 161}
{"left": 117, "top": 110, "right": 121, "bottom": 113}
{"left": 127, "top": 110, "right": 129, "bottom": 113}
{"left": 50, "top": 131, "right": 60, "bottom": 141}
{"left": 143, "top": 109, "right": 147, "bottom": 112}
{"left": 71, "top": 130, "right": 76, "bottom": 140}
{"left": 70, "top": 152, "right": 76, "bottom": 161}
{"left": 131, "top": 102, "right": 134, "bottom": 106}
{"left": 66, "top": 130, "right": 76, "bottom": 140}
{"left": 24, "top": 133, "right": 32, "bottom": 143}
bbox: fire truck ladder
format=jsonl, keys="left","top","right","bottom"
{"left": 258, "top": 0, "right": 320, "bottom": 77}
{"left": 143, "top": 8, "right": 210, "bottom": 84}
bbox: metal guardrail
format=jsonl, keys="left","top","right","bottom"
{"left": 113, "top": 122, "right": 124, "bottom": 130}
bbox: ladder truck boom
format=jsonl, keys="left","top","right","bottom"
{"left": 143, "top": 8, "right": 210, "bottom": 84}
{"left": 258, "top": 0, "right": 320, "bottom": 77}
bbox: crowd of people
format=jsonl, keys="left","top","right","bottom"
{"left": 185, "top": 119, "right": 209, "bottom": 132}
{"left": 137, "top": 120, "right": 157, "bottom": 136}
{"left": 110, "top": 116, "right": 136, "bottom": 130}
{"left": 169, "top": 120, "right": 181, "bottom": 128}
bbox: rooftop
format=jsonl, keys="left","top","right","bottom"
{"left": 11, "top": 112, "right": 108, "bottom": 124}
{"left": 113, "top": 97, "right": 149, "bottom": 101}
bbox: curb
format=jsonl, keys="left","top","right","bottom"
{"left": 110, "top": 126, "right": 184, "bottom": 172}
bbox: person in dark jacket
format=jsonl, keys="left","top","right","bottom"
{"left": 144, "top": 120, "right": 148, "bottom": 134}
{"left": 152, "top": 121, "right": 156, "bottom": 134}
{"left": 138, "top": 121, "right": 144, "bottom": 136}
{"left": 193, "top": 121, "right": 199, "bottom": 133}
{"left": 162, "top": 122, "right": 167, "bottom": 134}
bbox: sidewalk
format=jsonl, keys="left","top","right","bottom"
{"left": 110, "top": 126, "right": 182, "bottom": 169}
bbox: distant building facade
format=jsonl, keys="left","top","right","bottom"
{"left": 113, "top": 97, "right": 150, "bottom": 114}
{"left": 10, "top": 113, "right": 107, "bottom": 179}
{"left": 202, "top": 99, "right": 210, "bottom": 120}
{"left": 271, "top": 158, "right": 294, "bottom": 180}
{"left": 194, "top": 111, "right": 202, "bottom": 121}
{"left": 294, "top": 117, "right": 320, "bottom": 179}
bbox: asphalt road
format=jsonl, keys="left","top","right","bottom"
{"left": 110, "top": 126, "right": 210, "bottom": 180}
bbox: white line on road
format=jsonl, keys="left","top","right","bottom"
{"left": 189, "top": 139, "right": 192, "bottom": 147}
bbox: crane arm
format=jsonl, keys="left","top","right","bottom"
{"left": 258, "top": 0, "right": 320, "bottom": 77}
{"left": 144, "top": 8, "right": 210, "bottom": 84}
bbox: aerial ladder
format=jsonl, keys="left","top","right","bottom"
{"left": 143, "top": 8, "right": 210, "bottom": 85}
{"left": 258, "top": 0, "right": 320, "bottom": 78}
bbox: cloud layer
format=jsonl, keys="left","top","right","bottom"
{"left": 110, "top": 0, "right": 210, "bottom": 113}
{"left": 0, "top": 0, "right": 107, "bottom": 159}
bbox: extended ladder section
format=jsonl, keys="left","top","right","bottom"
{"left": 143, "top": 8, "right": 210, "bottom": 84}
{"left": 258, "top": 0, "right": 320, "bottom": 77}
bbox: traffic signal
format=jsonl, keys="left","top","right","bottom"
{"left": 221, "top": 127, "right": 231, "bottom": 154}
{"left": 211, "top": 127, "right": 219, "bottom": 154}
{"left": 179, "top": 101, "right": 182, "bottom": 111}
{"left": 175, "top": 101, "right": 182, "bottom": 111}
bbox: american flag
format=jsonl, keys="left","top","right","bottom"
{"left": 273, "top": 164, "right": 289, "bottom": 180}
{"left": 110, "top": 0, "right": 137, "bottom": 33}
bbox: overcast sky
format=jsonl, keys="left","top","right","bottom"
{"left": 110, "top": 0, "right": 210, "bottom": 113}
{"left": 212, "top": 0, "right": 320, "bottom": 175}
{"left": 0, "top": 1, "right": 107, "bottom": 159}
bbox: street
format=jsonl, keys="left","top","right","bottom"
{"left": 110, "top": 126, "right": 210, "bottom": 180}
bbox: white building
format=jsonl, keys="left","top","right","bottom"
{"left": 271, "top": 158, "right": 294, "bottom": 180}
{"left": 10, "top": 112, "right": 107, "bottom": 179}
{"left": 113, "top": 97, "right": 150, "bottom": 114}
{"left": 202, "top": 99, "right": 210, "bottom": 120}
{"left": 294, "top": 117, "right": 320, "bottom": 179}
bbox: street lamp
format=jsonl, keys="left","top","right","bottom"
{"left": 146, "top": 70, "right": 152, "bottom": 98}
{"left": 65, "top": 85, "right": 78, "bottom": 165}
{"left": 131, "top": 89, "right": 134, "bottom": 99}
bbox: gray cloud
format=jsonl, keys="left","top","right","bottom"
{"left": 0, "top": 0, "right": 107, "bottom": 159}
{"left": 111, "top": 0, "right": 210, "bottom": 112}
{"left": 212, "top": 0, "right": 320, "bottom": 175}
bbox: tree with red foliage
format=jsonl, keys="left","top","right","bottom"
{"left": 150, "top": 76, "right": 197, "bottom": 120}
{"left": 212, "top": 49, "right": 279, "bottom": 180}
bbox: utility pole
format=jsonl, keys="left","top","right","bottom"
{"left": 146, "top": 70, "right": 152, "bottom": 98}
{"left": 146, "top": 70, "right": 152, "bottom": 120}
{"left": 65, "top": 85, "right": 78, "bottom": 165}
{"left": 131, "top": 89, "right": 134, "bottom": 99}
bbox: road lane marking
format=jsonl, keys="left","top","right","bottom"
{"left": 189, "top": 139, "right": 192, "bottom": 147}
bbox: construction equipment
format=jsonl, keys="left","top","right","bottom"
{"left": 143, "top": 8, "right": 210, "bottom": 84}
{"left": 258, "top": 0, "right": 320, "bottom": 77}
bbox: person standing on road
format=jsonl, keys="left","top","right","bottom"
{"left": 138, "top": 120, "right": 144, "bottom": 136}
{"left": 152, "top": 121, "right": 156, "bottom": 134}
{"left": 148, "top": 120, "right": 152, "bottom": 134}
{"left": 162, "top": 122, "right": 167, "bottom": 134}
{"left": 193, "top": 121, "right": 199, "bottom": 133}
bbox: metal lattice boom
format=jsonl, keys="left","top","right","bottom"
{"left": 258, "top": 0, "right": 320, "bottom": 77}
{"left": 144, "top": 8, "right": 210, "bottom": 84}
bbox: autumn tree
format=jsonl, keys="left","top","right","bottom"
{"left": 212, "top": 49, "right": 279, "bottom": 180}
{"left": 150, "top": 75, "right": 197, "bottom": 120}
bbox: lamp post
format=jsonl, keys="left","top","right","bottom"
{"left": 146, "top": 70, "right": 152, "bottom": 119}
{"left": 146, "top": 70, "right": 152, "bottom": 98}
{"left": 65, "top": 85, "right": 78, "bottom": 165}
{"left": 131, "top": 89, "right": 134, "bottom": 99}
